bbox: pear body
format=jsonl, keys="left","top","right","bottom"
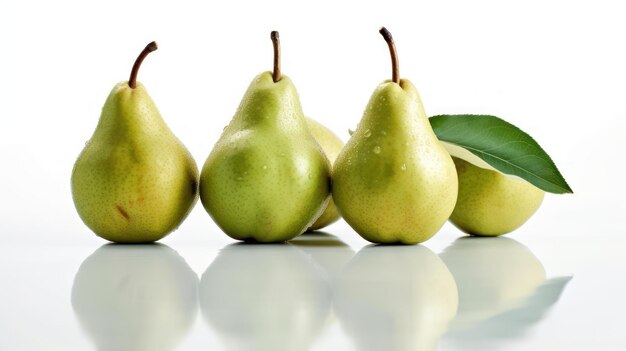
{"left": 332, "top": 79, "right": 458, "bottom": 244}
{"left": 71, "top": 82, "right": 199, "bottom": 243}
{"left": 200, "top": 72, "right": 331, "bottom": 242}
{"left": 305, "top": 117, "right": 344, "bottom": 231}
{"left": 449, "top": 157, "right": 545, "bottom": 236}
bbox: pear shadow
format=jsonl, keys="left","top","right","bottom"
{"left": 290, "top": 232, "right": 356, "bottom": 286}
{"left": 290, "top": 231, "right": 350, "bottom": 247}
{"left": 199, "top": 242, "right": 332, "bottom": 351}
{"left": 439, "top": 236, "right": 572, "bottom": 348}
{"left": 71, "top": 243, "right": 199, "bottom": 351}
{"left": 333, "top": 245, "right": 459, "bottom": 351}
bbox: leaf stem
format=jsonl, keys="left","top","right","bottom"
{"left": 129, "top": 41, "right": 158, "bottom": 89}
{"left": 379, "top": 27, "right": 399, "bottom": 84}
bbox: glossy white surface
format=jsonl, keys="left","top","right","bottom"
{"left": 2, "top": 222, "right": 624, "bottom": 350}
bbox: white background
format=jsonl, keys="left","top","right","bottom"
{"left": 1, "top": 0, "right": 625, "bottom": 349}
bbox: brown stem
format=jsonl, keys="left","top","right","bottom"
{"left": 129, "top": 41, "right": 158, "bottom": 89}
{"left": 379, "top": 27, "right": 399, "bottom": 84}
{"left": 271, "top": 31, "right": 281, "bottom": 82}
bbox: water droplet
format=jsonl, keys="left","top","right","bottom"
{"left": 364, "top": 129, "right": 372, "bottom": 138}
{"left": 401, "top": 163, "right": 407, "bottom": 171}
{"left": 347, "top": 158, "right": 352, "bottom": 165}
{"left": 222, "top": 125, "right": 228, "bottom": 131}
{"left": 262, "top": 165, "right": 268, "bottom": 170}
{"left": 373, "top": 146, "right": 381, "bottom": 154}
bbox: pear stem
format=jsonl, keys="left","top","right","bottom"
{"left": 379, "top": 27, "right": 399, "bottom": 84}
{"left": 271, "top": 31, "right": 281, "bottom": 82}
{"left": 129, "top": 41, "right": 158, "bottom": 89}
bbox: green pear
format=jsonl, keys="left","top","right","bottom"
{"left": 305, "top": 117, "right": 344, "bottom": 231}
{"left": 199, "top": 32, "right": 331, "bottom": 242}
{"left": 332, "top": 28, "right": 458, "bottom": 244}
{"left": 72, "top": 244, "right": 198, "bottom": 351}
{"left": 71, "top": 42, "right": 199, "bottom": 243}
{"left": 449, "top": 157, "right": 545, "bottom": 236}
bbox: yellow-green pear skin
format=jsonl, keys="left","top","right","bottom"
{"left": 305, "top": 117, "right": 344, "bottom": 231}
{"left": 449, "top": 157, "right": 545, "bottom": 236}
{"left": 71, "top": 82, "right": 199, "bottom": 243}
{"left": 332, "top": 80, "right": 458, "bottom": 244}
{"left": 199, "top": 72, "right": 331, "bottom": 243}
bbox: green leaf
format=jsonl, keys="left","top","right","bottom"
{"left": 429, "top": 114, "right": 573, "bottom": 194}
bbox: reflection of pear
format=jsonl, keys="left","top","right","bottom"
{"left": 440, "top": 238, "right": 572, "bottom": 348}
{"left": 446, "top": 276, "right": 571, "bottom": 345}
{"left": 334, "top": 245, "right": 458, "bottom": 351}
{"left": 289, "top": 232, "right": 355, "bottom": 285}
{"left": 440, "top": 237, "right": 546, "bottom": 328}
{"left": 199, "top": 243, "right": 331, "bottom": 351}
{"left": 71, "top": 244, "right": 198, "bottom": 351}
